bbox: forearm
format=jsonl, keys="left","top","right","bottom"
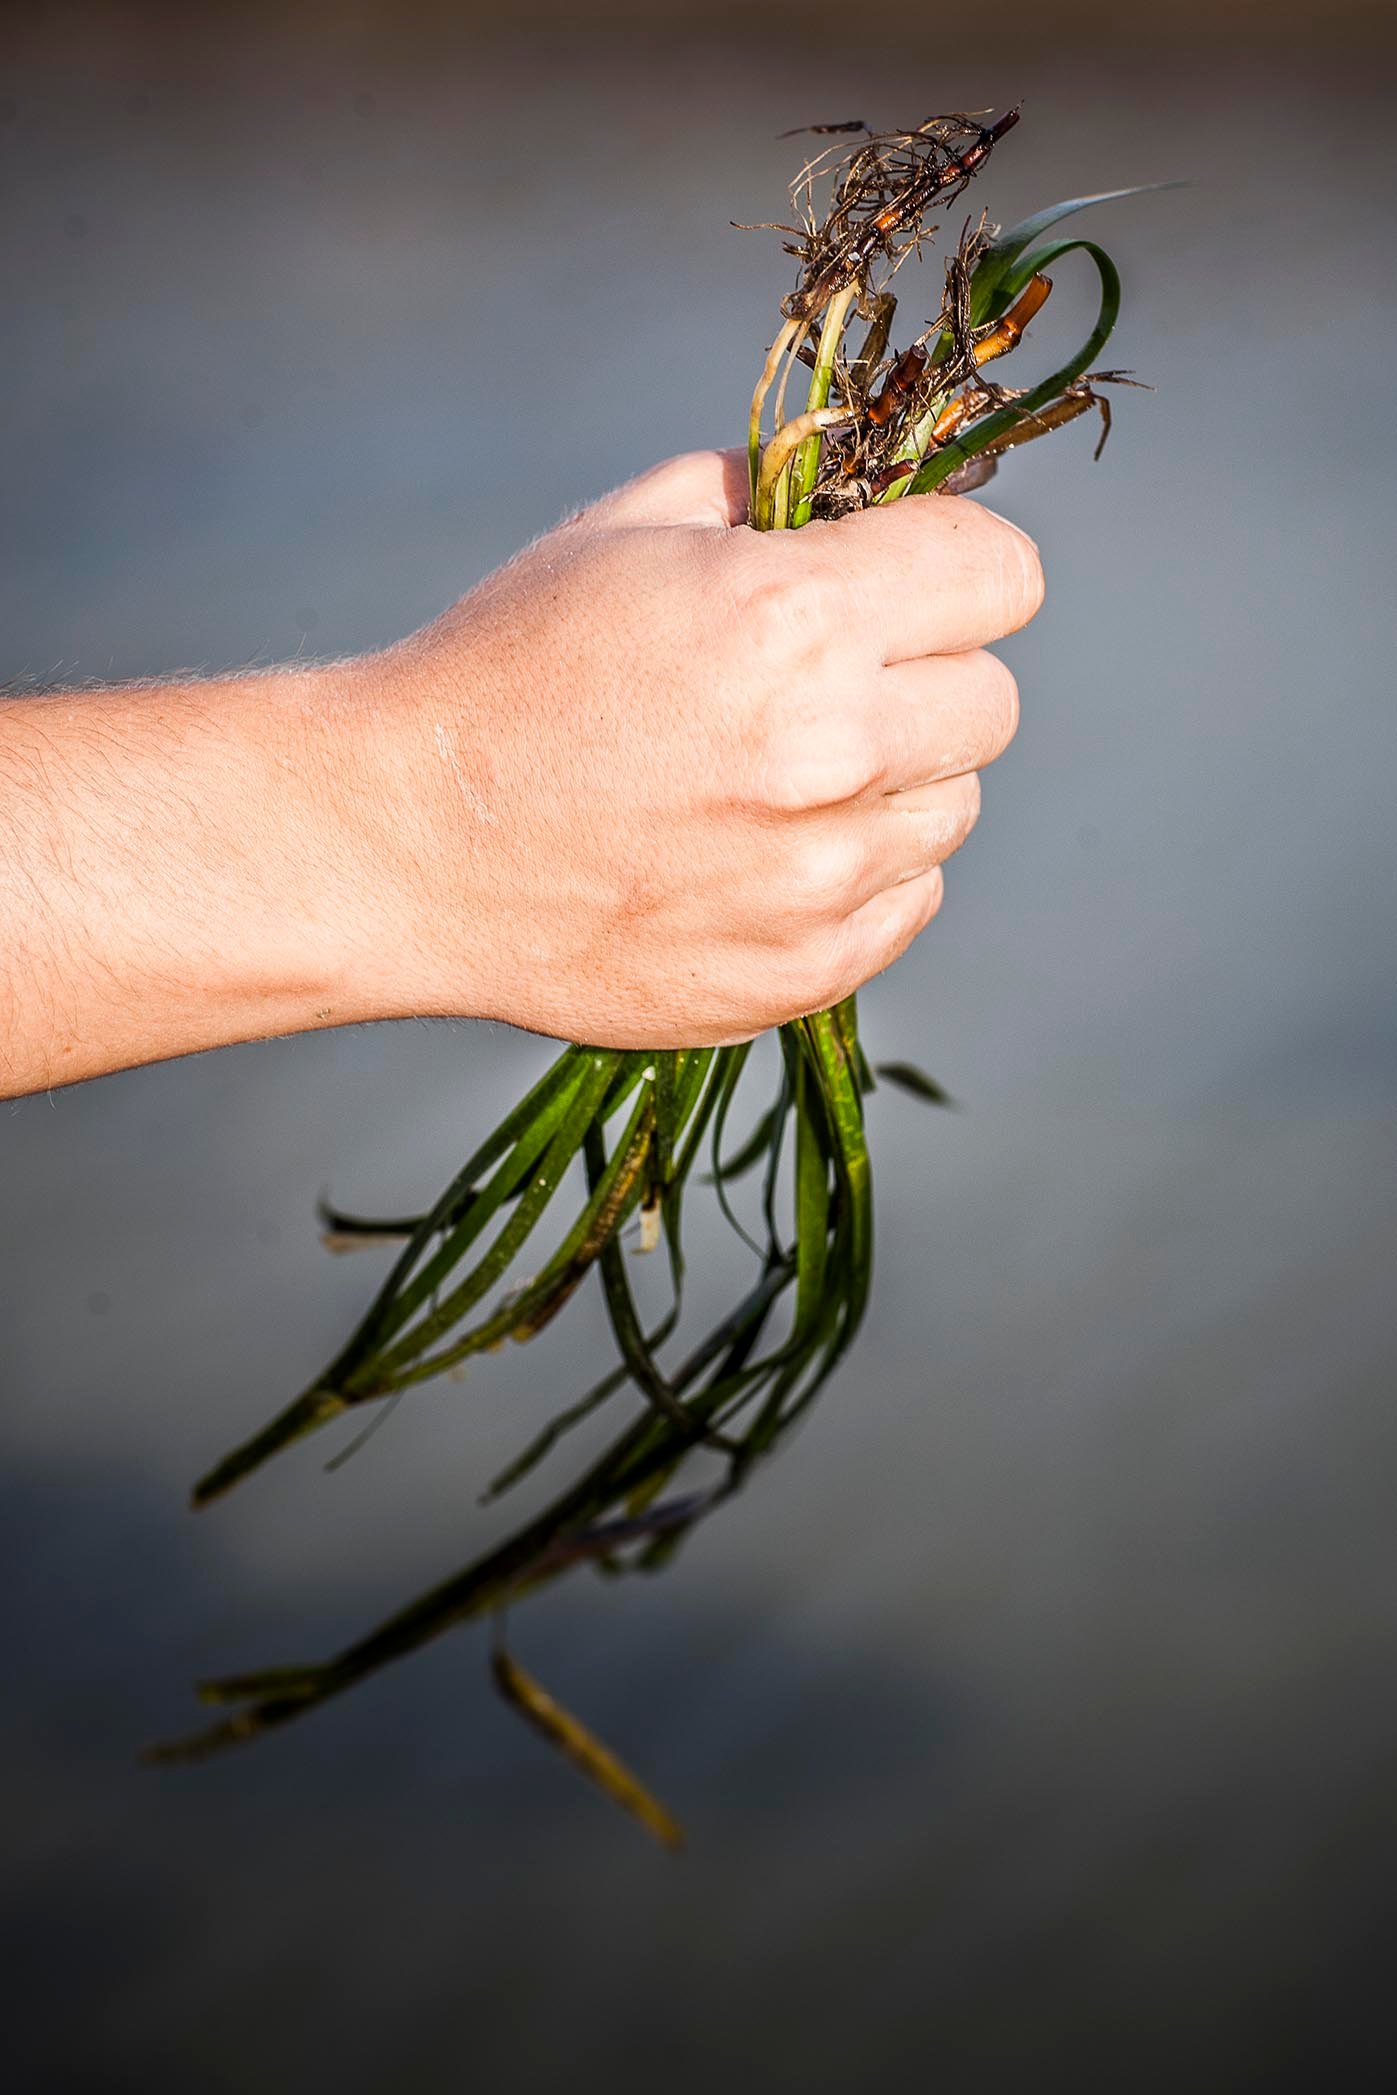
{"left": 0, "top": 663, "right": 407, "bottom": 1095}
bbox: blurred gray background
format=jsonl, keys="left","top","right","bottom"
{"left": 3, "top": 2, "right": 1395, "bottom": 2088}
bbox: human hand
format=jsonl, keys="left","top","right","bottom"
{"left": 343, "top": 448, "right": 1043, "bottom": 1047}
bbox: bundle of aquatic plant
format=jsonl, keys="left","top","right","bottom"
{"left": 157, "top": 110, "right": 1153, "bottom": 1842}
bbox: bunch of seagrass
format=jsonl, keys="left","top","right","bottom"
{"left": 153, "top": 110, "right": 1154, "bottom": 1843}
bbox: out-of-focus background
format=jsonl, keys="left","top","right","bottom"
{"left": 3, "top": 2, "right": 1395, "bottom": 2087}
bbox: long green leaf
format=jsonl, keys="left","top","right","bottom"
{"left": 377, "top": 1066, "right": 654, "bottom": 1390}
{"left": 364, "top": 1052, "right": 624, "bottom": 1383}
{"left": 910, "top": 239, "right": 1120, "bottom": 495}
{"left": 320, "top": 1044, "right": 588, "bottom": 1383}
{"left": 969, "top": 183, "right": 1179, "bottom": 325}
{"left": 875, "top": 1061, "right": 955, "bottom": 1107}
{"left": 705, "top": 1099, "right": 789, "bottom": 1185}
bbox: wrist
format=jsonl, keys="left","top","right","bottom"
{"left": 304, "top": 634, "right": 502, "bottom": 1030}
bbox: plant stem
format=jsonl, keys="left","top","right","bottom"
{"left": 754, "top": 406, "right": 851, "bottom": 529}
{"left": 792, "top": 285, "right": 857, "bottom": 526}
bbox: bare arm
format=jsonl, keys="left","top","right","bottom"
{"left": 0, "top": 450, "right": 1041, "bottom": 1098}
{"left": 0, "top": 663, "right": 393, "bottom": 1093}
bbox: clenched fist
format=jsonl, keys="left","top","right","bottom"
{"left": 0, "top": 449, "right": 1042, "bottom": 1094}
{"left": 346, "top": 447, "right": 1042, "bottom": 1048}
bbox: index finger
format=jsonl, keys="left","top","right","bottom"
{"left": 815, "top": 492, "right": 1045, "bottom": 661}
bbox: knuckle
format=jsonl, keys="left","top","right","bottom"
{"left": 735, "top": 544, "right": 833, "bottom": 661}
{"left": 754, "top": 929, "right": 853, "bottom": 1026}
{"left": 920, "top": 864, "right": 947, "bottom": 926}
{"left": 766, "top": 862, "right": 947, "bottom": 1019}
{"left": 733, "top": 532, "right": 854, "bottom": 653}
{"left": 980, "top": 650, "right": 1021, "bottom": 754}
{"left": 999, "top": 527, "right": 1045, "bottom": 631}
{"left": 962, "top": 504, "right": 1045, "bottom": 632}
{"left": 951, "top": 769, "right": 983, "bottom": 842}
{"left": 902, "top": 867, "right": 947, "bottom": 948}
{"left": 783, "top": 827, "right": 866, "bottom": 917}
{"left": 873, "top": 869, "right": 946, "bottom": 971}
{"left": 758, "top": 709, "right": 880, "bottom": 812}
{"left": 795, "top": 930, "right": 860, "bottom": 1015}
{"left": 919, "top": 772, "right": 981, "bottom": 862}
{"left": 934, "top": 651, "right": 1019, "bottom": 776}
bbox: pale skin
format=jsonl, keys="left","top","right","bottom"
{"left": 0, "top": 449, "right": 1042, "bottom": 1099}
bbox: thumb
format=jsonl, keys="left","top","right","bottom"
{"left": 597, "top": 448, "right": 751, "bottom": 531}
